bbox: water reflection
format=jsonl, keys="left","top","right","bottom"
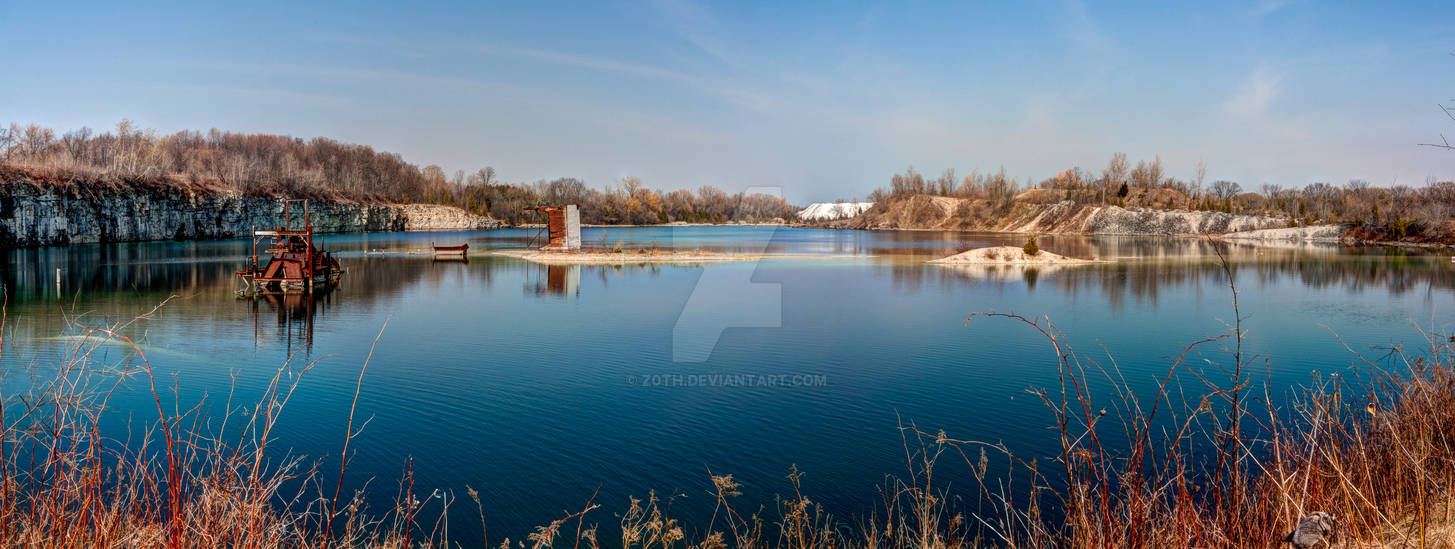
{"left": 3, "top": 234, "right": 1449, "bottom": 317}
{"left": 245, "top": 289, "right": 336, "bottom": 357}
{"left": 886, "top": 243, "right": 1452, "bottom": 309}
{"left": 527, "top": 264, "right": 581, "bottom": 297}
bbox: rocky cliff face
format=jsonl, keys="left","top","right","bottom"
{"left": 0, "top": 184, "right": 502, "bottom": 247}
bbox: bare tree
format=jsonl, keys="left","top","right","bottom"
{"left": 0, "top": 124, "right": 13, "bottom": 160}
{"left": 18, "top": 124, "right": 56, "bottom": 160}
{"left": 1130, "top": 160, "right": 1149, "bottom": 189}
{"left": 471, "top": 167, "right": 497, "bottom": 187}
{"left": 1102, "top": 152, "right": 1129, "bottom": 204}
{"left": 1148, "top": 155, "right": 1164, "bottom": 189}
{"left": 1259, "top": 183, "right": 1283, "bottom": 214}
{"left": 1418, "top": 53, "right": 1454, "bottom": 150}
{"left": 1419, "top": 105, "right": 1455, "bottom": 150}
{"left": 936, "top": 168, "right": 955, "bottom": 196}
{"left": 1211, "top": 180, "right": 1242, "bottom": 201}
{"left": 60, "top": 127, "right": 93, "bottom": 162}
{"left": 1194, "top": 158, "right": 1207, "bottom": 197}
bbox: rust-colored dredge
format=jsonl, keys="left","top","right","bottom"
{"left": 236, "top": 199, "right": 343, "bottom": 294}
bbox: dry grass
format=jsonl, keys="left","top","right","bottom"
{"left": 0, "top": 292, "right": 448, "bottom": 548}
{"left": 0, "top": 251, "right": 1451, "bottom": 548}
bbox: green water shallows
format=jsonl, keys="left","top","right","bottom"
{"left": 0, "top": 226, "right": 1451, "bottom": 540}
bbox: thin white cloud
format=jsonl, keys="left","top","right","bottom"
{"left": 172, "top": 59, "right": 517, "bottom": 93}
{"left": 1222, "top": 64, "right": 1283, "bottom": 118}
{"left": 308, "top": 32, "right": 799, "bottom": 116}
{"left": 481, "top": 44, "right": 699, "bottom": 84}
{"left": 163, "top": 82, "right": 358, "bottom": 108}
{"left": 1019, "top": 94, "right": 1062, "bottom": 132}
{"left": 1061, "top": 0, "right": 1110, "bottom": 53}
{"left": 1254, "top": 0, "right": 1297, "bottom": 17}
{"left": 648, "top": 0, "right": 743, "bottom": 69}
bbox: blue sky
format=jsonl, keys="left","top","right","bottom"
{"left": 3, "top": 0, "right": 1454, "bottom": 203}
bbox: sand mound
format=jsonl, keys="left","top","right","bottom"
{"left": 928, "top": 246, "right": 1095, "bottom": 265}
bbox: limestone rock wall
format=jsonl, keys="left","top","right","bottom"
{"left": 0, "top": 184, "right": 502, "bottom": 247}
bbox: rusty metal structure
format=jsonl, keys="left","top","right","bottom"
{"left": 236, "top": 199, "right": 343, "bottom": 294}
{"left": 524, "top": 205, "right": 581, "bottom": 250}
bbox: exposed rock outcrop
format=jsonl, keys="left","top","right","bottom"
{"left": 838, "top": 194, "right": 1291, "bottom": 236}
{"left": 1221, "top": 225, "right": 1345, "bottom": 243}
{"left": 0, "top": 183, "right": 501, "bottom": 247}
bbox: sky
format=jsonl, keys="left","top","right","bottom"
{"left": 3, "top": 0, "right": 1454, "bottom": 204}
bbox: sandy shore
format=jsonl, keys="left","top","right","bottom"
{"left": 928, "top": 246, "right": 1098, "bottom": 265}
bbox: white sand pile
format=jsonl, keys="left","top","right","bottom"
{"left": 928, "top": 246, "right": 1095, "bottom": 265}
{"left": 798, "top": 202, "right": 874, "bottom": 221}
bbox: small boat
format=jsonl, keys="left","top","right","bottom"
{"left": 432, "top": 243, "right": 469, "bottom": 256}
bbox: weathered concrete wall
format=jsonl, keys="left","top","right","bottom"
{"left": 0, "top": 184, "right": 502, "bottom": 247}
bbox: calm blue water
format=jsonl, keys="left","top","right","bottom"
{"left": 1, "top": 227, "right": 1451, "bottom": 541}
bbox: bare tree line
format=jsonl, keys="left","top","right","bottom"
{"left": 0, "top": 120, "right": 449, "bottom": 201}
{"left": 455, "top": 173, "right": 796, "bottom": 225}
{"left": 0, "top": 121, "right": 796, "bottom": 225}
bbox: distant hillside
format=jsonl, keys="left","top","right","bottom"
{"left": 819, "top": 184, "right": 1455, "bottom": 244}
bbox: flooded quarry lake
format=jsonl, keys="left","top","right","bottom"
{"left": 1, "top": 226, "right": 1451, "bottom": 540}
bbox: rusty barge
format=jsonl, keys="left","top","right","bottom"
{"left": 236, "top": 199, "right": 343, "bottom": 294}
